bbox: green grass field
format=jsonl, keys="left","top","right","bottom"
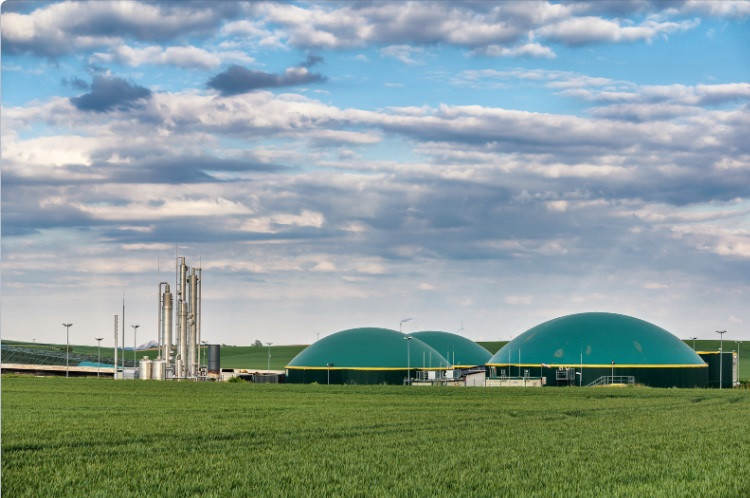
{"left": 3, "top": 377, "right": 750, "bottom": 496}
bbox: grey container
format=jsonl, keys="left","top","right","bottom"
{"left": 208, "top": 344, "right": 220, "bottom": 374}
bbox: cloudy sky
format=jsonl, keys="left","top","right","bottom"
{"left": 2, "top": 1, "right": 749, "bottom": 348}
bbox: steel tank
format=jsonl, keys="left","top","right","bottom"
{"left": 162, "top": 285, "right": 173, "bottom": 366}
{"left": 175, "top": 357, "right": 183, "bottom": 379}
{"left": 152, "top": 359, "right": 166, "bottom": 380}
{"left": 208, "top": 344, "right": 220, "bottom": 374}
{"left": 139, "top": 356, "right": 153, "bottom": 380}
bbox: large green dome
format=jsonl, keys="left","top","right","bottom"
{"left": 488, "top": 312, "right": 705, "bottom": 367}
{"left": 410, "top": 331, "right": 491, "bottom": 368}
{"left": 287, "top": 327, "right": 450, "bottom": 370}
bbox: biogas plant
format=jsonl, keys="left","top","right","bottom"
{"left": 2, "top": 255, "right": 739, "bottom": 389}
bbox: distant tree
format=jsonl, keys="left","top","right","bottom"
{"left": 252, "top": 340, "right": 263, "bottom": 347}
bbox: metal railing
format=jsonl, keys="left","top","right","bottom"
{"left": 587, "top": 375, "right": 635, "bottom": 387}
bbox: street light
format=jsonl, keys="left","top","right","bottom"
{"left": 403, "top": 336, "right": 412, "bottom": 385}
{"left": 132, "top": 324, "right": 140, "bottom": 368}
{"left": 717, "top": 330, "right": 726, "bottom": 389}
{"left": 736, "top": 340, "right": 742, "bottom": 388}
{"left": 95, "top": 337, "right": 103, "bottom": 378}
{"left": 690, "top": 337, "right": 698, "bottom": 350}
{"left": 266, "top": 342, "right": 273, "bottom": 373}
{"left": 63, "top": 323, "right": 73, "bottom": 378}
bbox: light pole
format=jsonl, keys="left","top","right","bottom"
{"left": 266, "top": 342, "right": 272, "bottom": 373}
{"left": 95, "top": 337, "right": 103, "bottom": 378}
{"left": 399, "top": 317, "right": 412, "bottom": 334}
{"left": 736, "top": 340, "right": 742, "bottom": 387}
{"left": 201, "top": 340, "right": 208, "bottom": 369}
{"left": 132, "top": 324, "right": 140, "bottom": 368}
{"left": 690, "top": 337, "right": 698, "bottom": 350}
{"left": 404, "top": 336, "right": 412, "bottom": 385}
{"left": 717, "top": 330, "right": 726, "bottom": 389}
{"left": 63, "top": 323, "right": 73, "bottom": 378}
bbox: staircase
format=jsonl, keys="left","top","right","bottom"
{"left": 587, "top": 375, "right": 635, "bottom": 387}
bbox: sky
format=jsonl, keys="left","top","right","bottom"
{"left": 2, "top": 1, "right": 749, "bottom": 349}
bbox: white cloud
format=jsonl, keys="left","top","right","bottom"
{"left": 379, "top": 45, "right": 427, "bottom": 65}
{"left": 537, "top": 16, "right": 700, "bottom": 45}
{"left": 506, "top": 295, "right": 533, "bottom": 305}
{"left": 481, "top": 42, "right": 556, "bottom": 58}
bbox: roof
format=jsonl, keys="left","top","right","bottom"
{"left": 287, "top": 327, "right": 450, "bottom": 370}
{"left": 488, "top": 312, "right": 706, "bottom": 367}
{"left": 409, "top": 331, "right": 492, "bottom": 367}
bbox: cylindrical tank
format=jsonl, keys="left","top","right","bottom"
{"left": 208, "top": 344, "right": 220, "bottom": 374}
{"left": 175, "top": 356, "right": 183, "bottom": 379}
{"left": 162, "top": 286, "right": 173, "bottom": 366}
{"left": 152, "top": 359, "right": 166, "bottom": 380}
{"left": 179, "top": 301, "right": 188, "bottom": 377}
{"left": 139, "top": 356, "right": 152, "bottom": 380}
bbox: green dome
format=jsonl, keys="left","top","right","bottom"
{"left": 410, "top": 331, "right": 492, "bottom": 368}
{"left": 287, "top": 327, "right": 450, "bottom": 370}
{"left": 488, "top": 312, "right": 705, "bottom": 367}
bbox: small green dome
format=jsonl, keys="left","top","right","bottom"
{"left": 410, "top": 331, "right": 492, "bottom": 368}
{"left": 488, "top": 312, "right": 705, "bottom": 367}
{"left": 287, "top": 327, "right": 450, "bottom": 370}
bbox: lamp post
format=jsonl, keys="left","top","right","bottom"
{"left": 266, "top": 342, "right": 272, "bottom": 373}
{"left": 131, "top": 324, "right": 139, "bottom": 368}
{"left": 404, "top": 336, "right": 412, "bottom": 385}
{"left": 95, "top": 337, "right": 103, "bottom": 378}
{"left": 63, "top": 323, "right": 73, "bottom": 378}
{"left": 736, "top": 340, "right": 742, "bottom": 388}
{"left": 717, "top": 330, "right": 726, "bottom": 389}
{"left": 399, "top": 317, "right": 412, "bottom": 334}
{"left": 690, "top": 337, "right": 698, "bottom": 350}
{"left": 201, "top": 340, "right": 208, "bottom": 370}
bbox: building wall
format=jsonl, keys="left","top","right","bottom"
{"left": 489, "top": 364, "right": 708, "bottom": 388}
{"left": 286, "top": 368, "right": 409, "bottom": 385}
{"left": 698, "top": 352, "right": 735, "bottom": 388}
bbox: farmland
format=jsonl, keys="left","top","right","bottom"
{"left": 3, "top": 377, "right": 750, "bottom": 496}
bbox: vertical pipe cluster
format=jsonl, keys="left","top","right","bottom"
{"left": 113, "top": 314, "right": 119, "bottom": 379}
{"left": 160, "top": 256, "right": 201, "bottom": 379}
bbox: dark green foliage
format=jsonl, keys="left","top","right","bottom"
{"left": 3, "top": 378, "right": 750, "bottom": 496}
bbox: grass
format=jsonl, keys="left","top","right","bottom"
{"left": 3, "top": 377, "right": 750, "bottom": 496}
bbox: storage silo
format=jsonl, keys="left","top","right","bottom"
{"left": 286, "top": 327, "right": 450, "bottom": 384}
{"left": 487, "top": 312, "right": 707, "bottom": 388}
{"left": 410, "top": 331, "right": 491, "bottom": 368}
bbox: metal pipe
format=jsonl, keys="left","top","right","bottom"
{"left": 63, "top": 323, "right": 73, "bottom": 378}
{"left": 197, "top": 267, "right": 202, "bottom": 369}
{"left": 158, "top": 281, "right": 163, "bottom": 357}
{"left": 122, "top": 296, "right": 125, "bottom": 374}
{"left": 177, "top": 257, "right": 187, "bottom": 378}
{"left": 162, "top": 284, "right": 173, "bottom": 367}
{"left": 189, "top": 268, "right": 198, "bottom": 377}
{"left": 95, "top": 337, "right": 103, "bottom": 378}
{"left": 179, "top": 301, "right": 187, "bottom": 378}
{"left": 114, "top": 314, "right": 119, "bottom": 380}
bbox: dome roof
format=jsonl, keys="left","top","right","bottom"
{"left": 410, "top": 331, "right": 492, "bottom": 368}
{"left": 488, "top": 312, "right": 705, "bottom": 367}
{"left": 287, "top": 327, "right": 450, "bottom": 369}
